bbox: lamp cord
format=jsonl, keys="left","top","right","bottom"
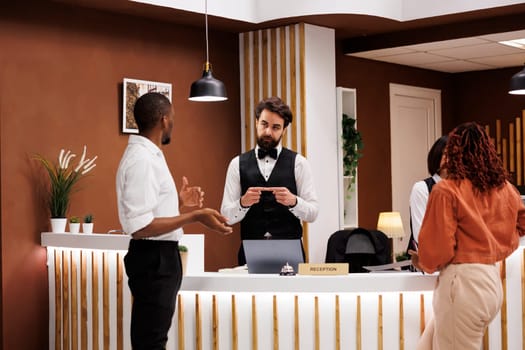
{"left": 205, "top": 0, "right": 209, "bottom": 69}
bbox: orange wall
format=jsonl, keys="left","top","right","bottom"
{"left": 0, "top": 3, "right": 241, "bottom": 348}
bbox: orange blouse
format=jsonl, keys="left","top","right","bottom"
{"left": 418, "top": 179, "right": 525, "bottom": 273}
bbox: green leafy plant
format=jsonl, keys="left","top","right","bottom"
{"left": 178, "top": 245, "right": 188, "bottom": 252}
{"left": 34, "top": 146, "right": 97, "bottom": 218}
{"left": 69, "top": 216, "right": 80, "bottom": 223}
{"left": 342, "top": 113, "right": 364, "bottom": 193}
{"left": 83, "top": 213, "right": 94, "bottom": 224}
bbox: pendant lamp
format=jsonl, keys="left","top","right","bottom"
{"left": 188, "top": 0, "right": 228, "bottom": 102}
{"left": 509, "top": 64, "right": 525, "bottom": 95}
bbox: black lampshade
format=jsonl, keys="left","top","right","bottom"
{"left": 509, "top": 65, "right": 525, "bottom": 95}
{"left": 189, "top": 65, "right": 228, "bottom": 102}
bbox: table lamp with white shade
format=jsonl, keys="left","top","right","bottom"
{"left": 376, "top": 211, "right": 406, "bottom": 262}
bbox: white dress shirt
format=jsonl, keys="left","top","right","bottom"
{"left": 221, "top": 144, "right": 319, "bottom": 225}
{"left": 116, "top": 135, "right": 183, "bottom": 241}
{"left": 409, "top": 173, "right": 442, "bottom": 243}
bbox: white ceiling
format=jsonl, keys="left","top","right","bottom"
{"left": 347, "top": 29, "right": 525, "bottom": 73}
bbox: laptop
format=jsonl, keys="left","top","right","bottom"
{"left": 243, "top": 239, "right": 304, "bottom": 274}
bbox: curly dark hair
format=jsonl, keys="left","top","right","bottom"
{"left": 255, "top": 96, "right": 293, "bottom": 127}
{"left": 444, "top": 122, "right": 508, "bottom": 192}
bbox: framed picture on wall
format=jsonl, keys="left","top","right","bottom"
{"left": 122, "top": 78, "right": 172, "bottom": 134}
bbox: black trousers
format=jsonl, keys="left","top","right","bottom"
{"left": 124, "top": 239, "right": 182, "bottom": 350}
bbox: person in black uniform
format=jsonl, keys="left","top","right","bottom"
{"left": 220, "top": 96, "right": 319, "bottom": 265}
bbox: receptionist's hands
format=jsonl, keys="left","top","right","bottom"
{"left": 240, "top": 187, "right": 266, "bottom": 207}
{"left": 268, "top": 187, "right": 297, "bottom": 207}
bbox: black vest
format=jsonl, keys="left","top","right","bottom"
{"left": 239, "top": 148, "right": 302, "bottom": 240}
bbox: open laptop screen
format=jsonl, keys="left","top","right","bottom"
{"left": 243, "top": 239, "right": 304, "bottom": 274}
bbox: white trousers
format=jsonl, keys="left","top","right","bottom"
{"left": 417, "top": 263, "right": 502, "bottom": 350}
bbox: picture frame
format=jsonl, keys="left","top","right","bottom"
{"left": 122, "top": 78, "right": 172, "bottom": 134}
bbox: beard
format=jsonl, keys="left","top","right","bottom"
{"left": 257, "top": 135, "right": 281, "bottom": 150}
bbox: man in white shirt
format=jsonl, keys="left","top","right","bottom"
{"left": 408, "top": 135, "right": 448, "bottom": 250}
{"left": 116, "top": 92, "right": 231, "bottom": 350}
{"left": 221, "top": 96, "right": 319, "bottom": 265}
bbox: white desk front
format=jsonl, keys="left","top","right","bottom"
{"left": 42, "top": 233, "right": 524, "bottom": 350}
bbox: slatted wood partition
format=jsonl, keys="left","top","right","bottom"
{"left": 45, "top": 245, "right": 525, "bottom": 349}
{"left": 239, "top": 23, "right": 310, "bottom": 258}
{"left": 48, "top": 248, "right": 129, "bottom": 350}
{"left": 487, "top": 110, "right": 525, "bottom": 185}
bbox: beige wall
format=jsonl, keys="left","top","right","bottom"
{"left": 0, "top": 3, "right": 241, "bottom": 348}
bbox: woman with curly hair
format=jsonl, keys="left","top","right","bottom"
{"left": 410, "top": 122, "right": 525, "bottom": 349}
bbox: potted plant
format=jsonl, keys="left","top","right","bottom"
{"left": 341, "top": 113, "right": 364, "bottom": 195}
{"left": 69, "top": 216, "right": 80, "bottom": 233}
{"left": 179, "top": 245, "right": 188, "bottom": 275}
{"left": 34, "top": 145, "right": 97, "bottom": 233}
{"left": 82, "top": 213, "right": 94, "bottom": 234}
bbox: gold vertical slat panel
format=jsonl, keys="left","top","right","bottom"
{"left": 516, "top": 118, "right": 522, "bottom": 186}
{"left": 518, "top": 110, "right": 525, "bottom": 185}
{"left": 399, "top": 293, "right": 405, "bottom": 350}
{"left": 294, "top": 295, "right": 299, "bottom": 350}
{"left": 273, "top": 295, "right": 279, "bottom": 350}
{"left": 356, "top": 295, "right": 362, "bottom": 350}
{"left": 335, "top": 295, "right": 341, "bottom": 350}
{"left": 298, "top": 23, "right": 306, "bottom": 157}
{"left": 378, "top": 294, "right": 383, "bottom": 350}
{"left": 81, "top": 251, "right": 88, "bottom": 350}
{"left": 195, "top": 293, "right": 202, "bottom": 350}
{"left": 288, "top": 24, "right": 298, "bottom": 152}
{"left": 63, "top": 251, "right": 70, "bottom": 350}
{"left": 279, "top": 27, "right": 287, "bottom": 113}
{"left": 253, "top": 31, "right": 260, "bottom": 105}
{"left": 212, "top": 295, "right": 219, "bottom": 350}
{"left": 116, "top": 253, "right": 124, "bottom": 350}
{"left": 55, "top": 250, "right": 62, "bottom": 350}
{"left": 103, "top": 253, "right": 110, "bottom": 350}
{"left": 71, "top": 251, "right": 79, "bottom": 350}
{"left": 252, "top": 295, "right": 258, "bottom": 350}
{"left": 510, "top": 123, "right": 516, "bottom": 174}
{"left": 177, "top": 295, "right": 185, "bottom": 350}
{"left": 243, "top": 32, "right": 252, "bottom": 152}
{"left": 314, "top": 296, "right": 320, "bottom": 350}
{"left": 231, "top": 294, "right": 238, "bottom": 350}
{"left": 500, "top": 260, "right": 508, "bottom": 350}
{"left": 262, "top": 29, "right": 269, "bottom": 97}
{"left": 270, "top": 28, "right": 278, "bottom": 96}
{"left": 496, "top": 119, "right": 502, "bottom": 154}
{"left": 420, "top": 294, "right": 425, "bottom": 335}
{"left": 92, "top": 252, "right": 99, "bottom": 350}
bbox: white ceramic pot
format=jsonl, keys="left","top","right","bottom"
{"left": 69, "top": 222, "right": 80, "bottom": 234}
{"left": 82, "top": 222, "right": 94, "bottom": 234}
{"left": 50, "top": 218, "right": 67, "bottom": 233}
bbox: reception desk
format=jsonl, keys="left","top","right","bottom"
{"left": 42, "top": 233, "right": 524, "bottom": 350}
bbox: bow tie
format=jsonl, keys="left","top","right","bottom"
{"left": 257, "top": 148, "right": 278, "bottom": 160}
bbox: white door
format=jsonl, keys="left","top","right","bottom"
{"left": 389, "top": 83, "right": 441, "bottom": 253}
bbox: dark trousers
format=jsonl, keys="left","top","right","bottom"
{"left": 124, "top": 239, "right": 182, "bottom": 350}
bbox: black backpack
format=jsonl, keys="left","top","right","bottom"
{"left": 325, "top": 228, "right": 391, "bottom": 273}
